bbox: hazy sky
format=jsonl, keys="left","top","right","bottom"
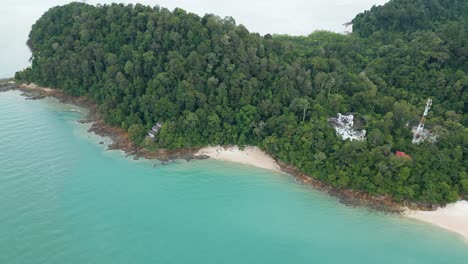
{"left": 0, "top": 0, "right": 389, "bottom": 78}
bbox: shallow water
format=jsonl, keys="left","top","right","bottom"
{"left": 1, "top": 90, "right": 467, "bottom": 263}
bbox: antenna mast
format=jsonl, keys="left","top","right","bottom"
{"left": 343, "top": 22, "right": 353, "bottom": 34}
{"left": 412, "top": 99, "right": 432, "bottom": 143}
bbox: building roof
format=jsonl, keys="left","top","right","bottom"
{"left": 396, "top": 151, "right": 412, "bottom": 159}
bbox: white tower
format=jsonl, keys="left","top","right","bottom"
{"left": 412, "top": 99, "right": 432, "bottom": 144}
{"left": 343, "top": 22, "right": 353, "bottom": 34}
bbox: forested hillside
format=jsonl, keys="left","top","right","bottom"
{"left": 16, "top": 0, "right": 467, "bottom": 204}
{"left": 353, "top": 0, "right": 467, "bottom": 37}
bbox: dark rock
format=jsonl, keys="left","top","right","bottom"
{"left": 0, "top": 84, "right": 16, "bottom": 92}
{"left": 78, "top": 119, "right": 93, "bottom": 124}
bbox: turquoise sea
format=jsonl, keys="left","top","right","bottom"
{"left": 1, "top": 90, "right": 467, "bottom": 263}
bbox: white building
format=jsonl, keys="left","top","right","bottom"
{"left": 329, "top": 113, "right": 366, "bottom": 141}
{"left": 147, "top": 122, "right": 163, "bottom": 139}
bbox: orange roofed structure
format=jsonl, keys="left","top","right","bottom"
{"left": 395, "top": 151, "right": 412, "bottom": 160}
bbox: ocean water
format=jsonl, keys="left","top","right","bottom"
{"left": 0, "top": 90, "right": 467, "bottom": 264}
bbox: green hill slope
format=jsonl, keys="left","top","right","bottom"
{"left": 352, "top": 0, "right": 467, "bottom": 37}
{"left": 16, "top": 1, "right": 467, "bottom": 204}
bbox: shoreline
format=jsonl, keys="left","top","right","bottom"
{"left": 199, "top": 145, "right": 468, "bottom": 242}
{"left": 405, "top": 201, "right": 468, "bottom": 243}
{"left": 196, "top": 146, "right": 282, "bottom": 172}
{"left": 0, "top": 78, "right": 16, "bottom": 92}
{"left": 195, "top": 145, "right": 421, "bottom": 212}
{"left": 12, "top": 82, "right": 468, "bottom": 242}
{"left": 16, "top": 83, "right": 204, "bottom": 162}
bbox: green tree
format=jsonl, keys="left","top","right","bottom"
{"left": 128, "top": 124, "right": 146, "bottom": 145}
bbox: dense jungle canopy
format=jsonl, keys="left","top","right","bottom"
{"left": 16, "top": 0, "right": 468, "bottom": 203}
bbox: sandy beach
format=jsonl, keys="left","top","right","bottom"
{"left": 406, "top": 201, "right": 468, "bottom": 242}
{"left": 197, "top": 145, "right": 468, "bottom": 243}
{"left": 196, "top": 146, "right": 281, "bottom": 172}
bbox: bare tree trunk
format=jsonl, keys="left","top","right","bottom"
{"left": 303, "top": 107, "right": 306, "bottom": 122}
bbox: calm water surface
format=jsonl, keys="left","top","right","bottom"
{"left": 1, "top": 90, "right": 467, "bottom": 263}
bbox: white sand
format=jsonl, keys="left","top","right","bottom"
{"left": 196, "top": 146, "right": 281, "bottom": 172}
{"left": 405, "top": 201, "right": 468, "bottom": 242}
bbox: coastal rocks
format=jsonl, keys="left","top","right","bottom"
{"left": 278, "top": 160, "right": 447, "bottom": 213}
{"left": 278, "top": 161, "right": 405, "bottom": 213}
{"left": 85, "top": 114, "right": 205, "bottom": 163}
{"left": 88, "top": 121, "right": 137, "bottom": 156}
{"left": 135, "top": 147, "right": 207, "bottom": 162}
{"left": 25, "top": 94, "right": 46, "bottom": 100}
{"left": 0, "top": 78, "right": 17, "bottom": 93}
{"left": 78, "top": 119, "right": 93, "bottom": 124}
{"left": 0, "top": 82, "right": 16, "bottom": 92}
